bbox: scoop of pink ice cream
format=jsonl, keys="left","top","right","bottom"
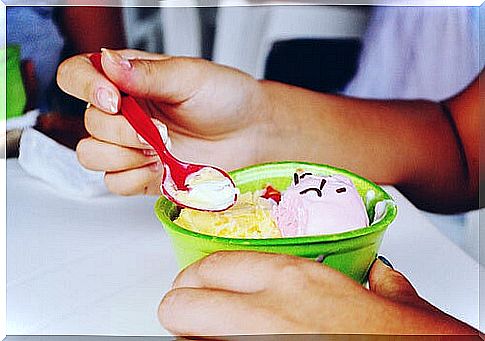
{"left": 273, "top": 172, "right": 369, "bottom": 237}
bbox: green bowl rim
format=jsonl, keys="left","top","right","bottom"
{"left": 154, "top": 161, "right": 398, "bottom": 245}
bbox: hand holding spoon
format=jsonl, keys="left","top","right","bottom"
{"left": 89, "top": 53, "right": 237, "bottom": 211}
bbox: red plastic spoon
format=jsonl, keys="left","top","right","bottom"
{"left": 89, "top": 53, "right": 237, "bottom": 211}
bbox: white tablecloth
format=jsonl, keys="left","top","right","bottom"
{"left": 6, "top": 159, "right": 482, "bottom": 335}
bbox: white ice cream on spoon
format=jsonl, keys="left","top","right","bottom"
{"left": 162, "top": 166, "right": 239, "bottom": 211}
{"left": 137, "top": 121, "right": 238, "bottom": 211}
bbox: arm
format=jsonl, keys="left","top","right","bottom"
{"left": 57, "top": 49, "right": 480, "bottom": 212}
{"left": 58, "top": 7, "right": 126, "bottom": 53}
{"left": 259, "top": 73, "right": 481, "bottom": 213}
{"left": 42, "top": 8, "right": 126, "bottom": 148}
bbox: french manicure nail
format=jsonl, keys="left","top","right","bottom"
{"left": 96, "top": 87, "right": 118, "bottom": 113}
{"left": 153, "top": 120, "right": 173, "bottom": 150}
{"left": 377, "top": 255, "right": 394, "bottom": 269}
{"left": 137, "top": 133, "right": 149, "bottom": 146}
{"left": 137, "top": 121, "right": 172, "bottom": 151}
{"left": 102, "top": 48, "right": 132, "bottom": 70}
{"left": 143, "top": 149, "right": 158, "bottom": 157}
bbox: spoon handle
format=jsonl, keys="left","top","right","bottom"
{"left": 120, "top": 96, "right": 166, "bottom": 156}
{"left": 89, "top": 53, "right": 170, "bottom": 159}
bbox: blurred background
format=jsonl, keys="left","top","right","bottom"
{"left": 5, "top": 5, "right": 372, "bottom": 153}
{"left": 3, "top": 4, "right": 483, "bottom": 263}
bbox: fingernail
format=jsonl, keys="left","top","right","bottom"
{"left": 143, "top": 149, "right": 158, "bottom": 157}
{"left": 154, "top": 120, "right": 169, "bottom": 144}
{"left": 96, "top": 87, "right": 118, "bottom": 113}
{"left": 102, "top": 48, "right": 132, "bottom": 71}
{"left": 149, "top": 161, "right": 162, "bottom": 173}
{"left": 137, "top": 133, "right": 148, "bottom": 146}
{"left": 377, "top": 255, "right": 394, "bottom": 269}
{"left": 153, "top": 120, "right": 172, "bottom": 151}
{"left": 137, "top": 120, "right": 172, "bottom": 151}
{"left": 315, "top": 255, "right": 326, "bottom": 263}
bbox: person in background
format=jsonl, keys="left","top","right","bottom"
{"left": 342, "top": 6, "right": 483, "bottom": 259}
{"left": 57, "top": 48, "right": 481, "bottom": 335}
{"left": 6, "top": 6, "right": 125, "bottom": 150}
{"left": 344, "top": 6, "right": 481, "bottom": 102}
{"left": 7, "top": 6, "right": 64, "bottom": 113}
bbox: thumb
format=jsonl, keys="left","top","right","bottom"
{"left": 100, "top": 48, "right": 204, "bottom": 104}
{"left": 369, "top": 256, "right": 425, "bottom": 307}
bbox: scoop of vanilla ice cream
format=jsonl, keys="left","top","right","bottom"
{"left": 174, "top": 191, "right": 280, "bottom": 238}
{"left": 273, "top": 173, "right": 369, "bottom": 236}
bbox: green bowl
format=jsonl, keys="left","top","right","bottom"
{"left": 155, "top": 161, "right": 397, "bottom": 283}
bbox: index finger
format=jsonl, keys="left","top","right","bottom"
{"left": 57, "top": 53, "right": 121, "bottom": 114}
{"left": 84, "top": 106, "right": 172, "bottom": 149}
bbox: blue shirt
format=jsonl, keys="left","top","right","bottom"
{"left": 7, "top": 7, "right": 65, "bottom": 111}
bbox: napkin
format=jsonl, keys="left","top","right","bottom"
{"left": 18, "top": 128, "right": 109, "bottom": 198}
{"left": 6, "top": 109, "right": 40, "bottom": 131}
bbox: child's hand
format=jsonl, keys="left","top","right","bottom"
{"left": 158, "top": 251, "right": 476, "bottom": 336}
{"left": 57, "top": 49, "right": 269, "bottom": 195}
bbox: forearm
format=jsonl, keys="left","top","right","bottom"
{"left": 60, "top": 7, "right": 126, "bottom": 53}
{"left": 259, "top": 80, "right": 473, "bottom": 212}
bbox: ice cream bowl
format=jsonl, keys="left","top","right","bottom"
{"left": 155, "top": 161, "right": 397, "bottom": 284}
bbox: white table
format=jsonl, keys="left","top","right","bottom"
{"left": 6, "top": 159, "right": 482, "bottom": 335}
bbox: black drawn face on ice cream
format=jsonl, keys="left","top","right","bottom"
{"left": 292, "top": 172, "right": 351, "bottom": 201}
{"left": 274, "top": 171, "right": 370, "bottom": 237}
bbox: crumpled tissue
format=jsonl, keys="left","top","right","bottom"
{"left": 18, "top": 128, "right": 109, "bottom": 198}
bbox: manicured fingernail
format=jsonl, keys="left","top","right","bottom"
{"left": 96, "top": 87, "right": 118, "bottom": 113}
{"left": 143, "top": 149, "right": 158, "bottom": 157}
{"left": 149, "top": 161, "right": 162, "bottom": 173}
{"left": 315, "top": 255, "right": 326, "bottom": 263}
{"left": 102, "top": 48, "right": 132, "bottom": 70}
{"left": 377, "top": 255, "right": 394, "bottom": 269}
{"left": 154, "top": 120, "right": 172, "bottom": 151}
{"left": 137, "top": 120, "right": 172, "bottom": 151}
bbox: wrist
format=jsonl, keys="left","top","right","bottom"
{"left": 256, "top": 80, "right": 300, "bottom": 163}
{"left": 247, "top": 79, "right": 281, "bottom": 164}
{"left": 257, "top": 80, "right": 338, "bottom": 164}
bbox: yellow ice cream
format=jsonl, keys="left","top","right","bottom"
{"left": 174, "top": 191, "right": 281, "bottom": 238}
